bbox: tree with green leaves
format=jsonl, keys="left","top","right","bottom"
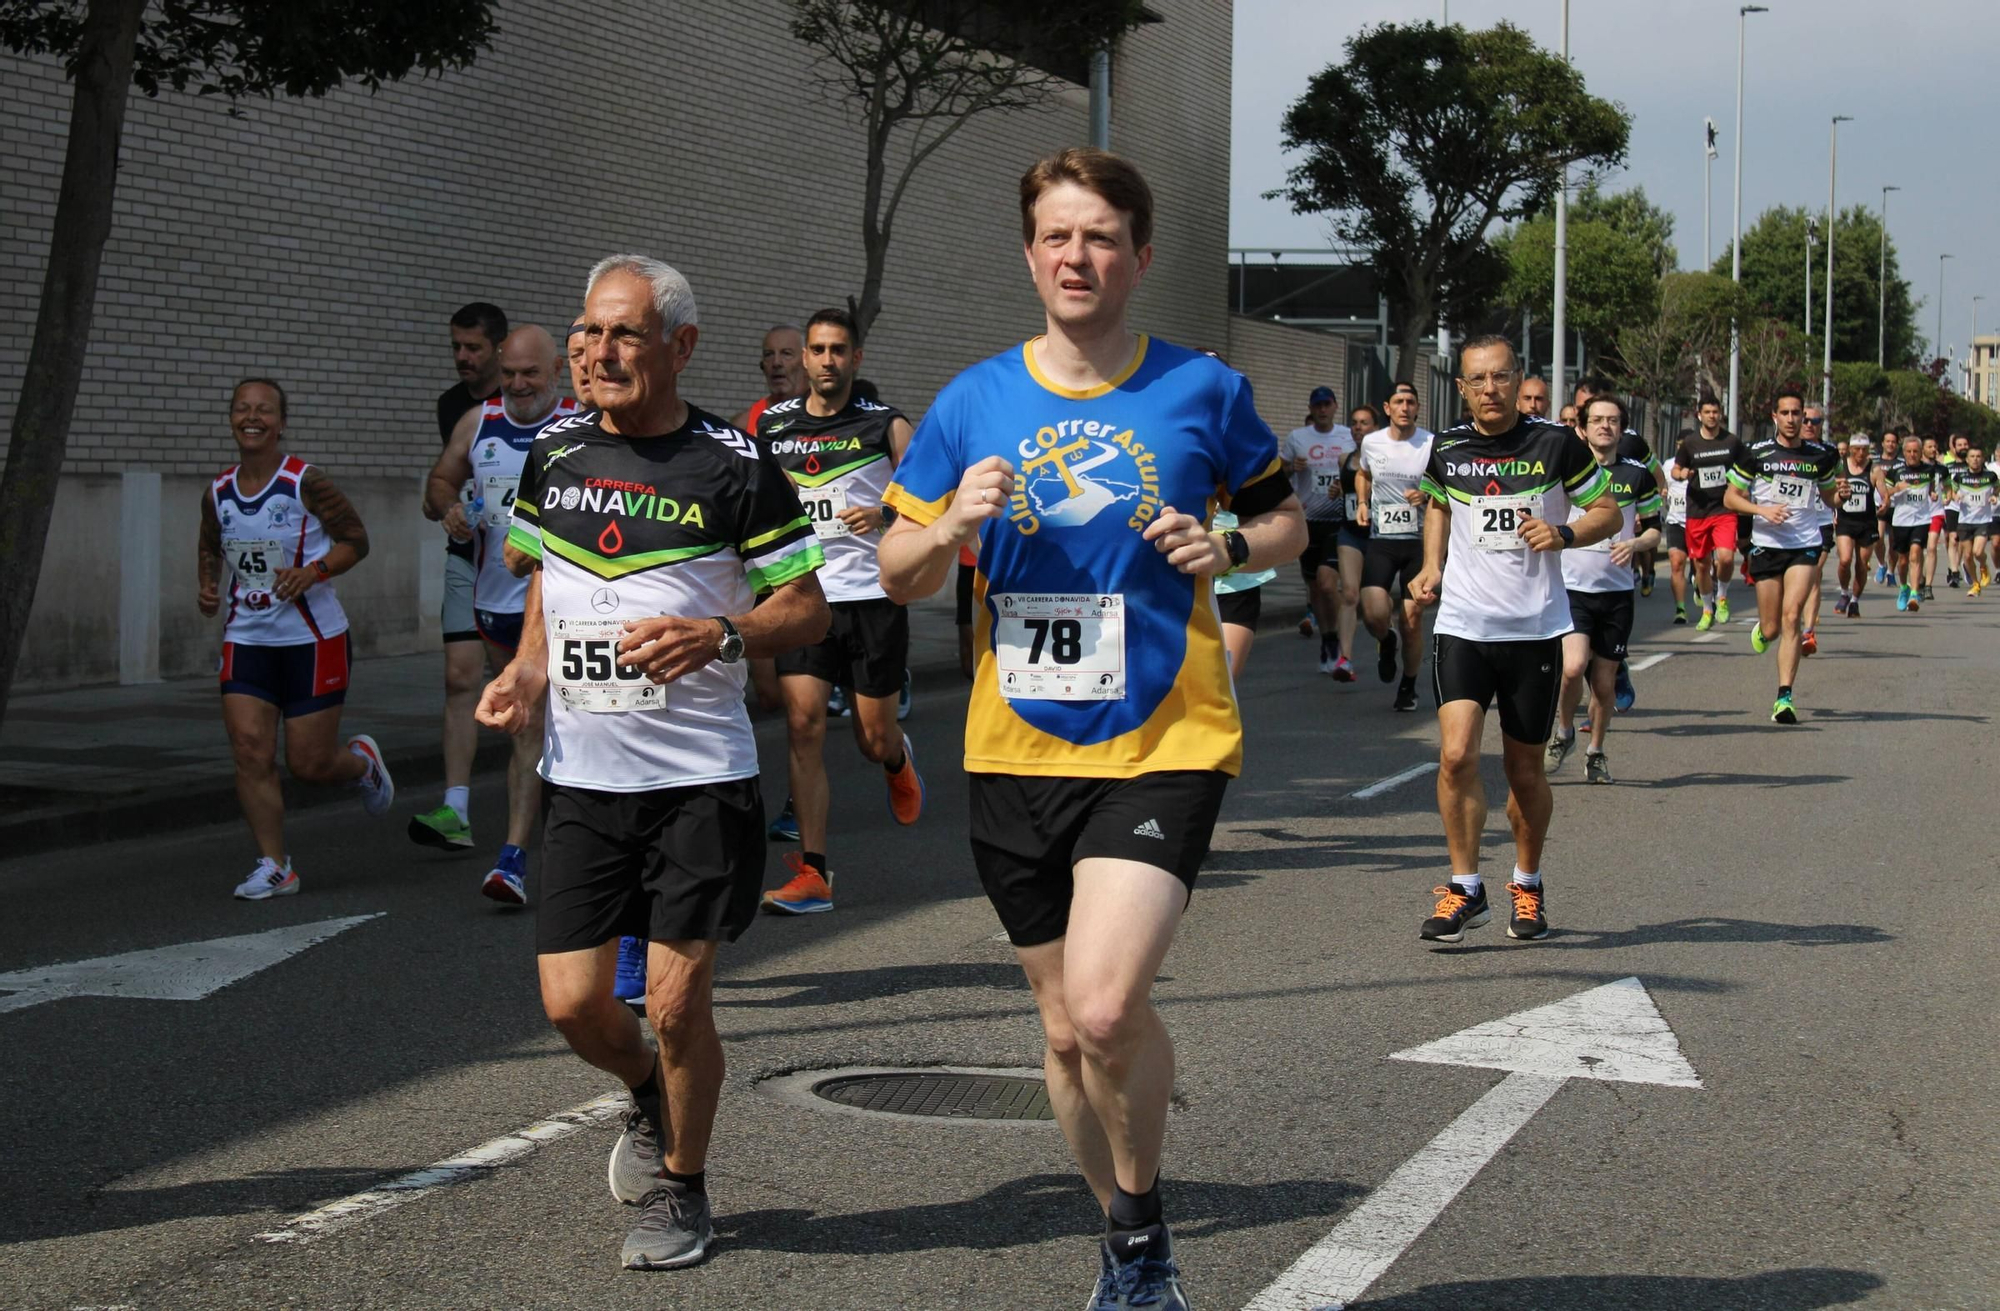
{"left": 1269, "top": 20, "right": 1629, "bottom": 383}
{"left": 1612, "top": 272, "right": 1745, "bottom": 441}
{"left": 787, "top": 0, "right": 1148, "bottom": 342}
{"left": 1497, "top": 209, "right": 1659, "bottom": 364}
{"left": 1715, "top": 204, "right": 1918, "bottom": 368}
{"left": 0, "top": 0, "right": 493, "bottom": 731}
{"left": 1571, "top": 182, "right": 1678, "bottom": 278}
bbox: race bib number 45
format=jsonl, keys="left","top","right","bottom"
{"left": 481, "top": 475, "right": 520, "bottom": 528}
{"left": 228, "top": 538, "right": 285, "bottom": 592}
{"left": 993, "top": 593, "right": 1124, "bottom": 701}
{"left": 1470, "top": 494, "right": 1544, "bottom": 551}
{"left": 548, "top": 616, "right": 667, "bottom": 713}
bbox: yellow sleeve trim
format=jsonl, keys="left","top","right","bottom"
{"left": 884, "top": 483, "right": 951, "bottom": 526}
{"left": 1020, "top": 334, "right": 1150, "bottom": 399}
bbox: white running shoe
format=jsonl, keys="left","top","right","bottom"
{"left": 234, "top": 857, "right": 298, "bottom": 900}
{"left": 348, "top": 734, "right": 394, "bottom": 817}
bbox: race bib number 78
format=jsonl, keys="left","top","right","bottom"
{"left": 993, "top": 593, "right": 1125, "bottom": 701}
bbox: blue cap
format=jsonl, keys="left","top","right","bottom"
{"left": 1309, "top": 386, "right": 1336, "bottom": 405}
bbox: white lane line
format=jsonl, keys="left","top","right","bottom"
{"left": 1349, "top": 761, "right": 1437, "bottom": 800}
{"left": 1244, "top": 1071, "right": 1568, "bottom": 1310}
{"left": 252, "top": 1090, "right": 628, "bottom": 1244}
{"left": 1627, "top": 652, "right": 1673, "bottom": 672}
{"left": 1692, "top": 632, "right": 1722, "bottom": 644}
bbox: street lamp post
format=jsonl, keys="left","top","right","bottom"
{"left": 1551, "top": 0, "right": 1571, "bottom": 403}
{"left": 1805, "top": 215, "right": 1816, "bottom": 335}
{"left": 1727, "top": 4, "right": 1768, "bottom": 439}
{"left": 1938, "top": 253, "right": 1954, "bottom": 367}
{"left": 1822, "top": 115, "right": 1850, "bottom": 415}
{"left": 1878, "top": 185, "right": 1899, "bottom": 369}
{"left": 1972, "top": 296, "right": 1984, "bottom": 397}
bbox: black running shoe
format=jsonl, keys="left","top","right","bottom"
{"left": 1505, "top": 881, "right": 1549, "bottom": 940}
{"left": 1393, "top": 678, "right": 1418, "bottom": 712}
{"left": 1377, "top": 629, "right": 1398, "bottom": 683}
{"left": 1420, "top": 882, "right": 1490, "bottom": 942}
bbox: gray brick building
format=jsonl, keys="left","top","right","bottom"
{"left": 1, "top": 0, "right": 1241, "bottom": 687}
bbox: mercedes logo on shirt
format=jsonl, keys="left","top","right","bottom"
{"left": 591, "top": 587, "right": 618, "bottom": 613}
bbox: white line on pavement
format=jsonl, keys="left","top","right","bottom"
{"left": 1349, "top": 761, "right": 1437, "bottom": 800}
{"left": 252, "top": 1090, "right": 628, "bottom": 1245}
{"left": 1693, "top": 633, "right": 1722, "bottom": 644}
{"left": 1627, "top": 652, "right": 1673, "bottom": 672}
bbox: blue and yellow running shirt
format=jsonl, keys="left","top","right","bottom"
{"left": 883, "top": 335, "right": 1286, "bottom": 779}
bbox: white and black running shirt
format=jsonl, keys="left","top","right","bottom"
{"left": 1562, "top": 457, "right": 1663, "bottom": 595}
{"left": 508, "top": 407, "right": 823, "bottom": 792}
{"left": 1888, "top": 460, "right": 1942, "bottom": 528}
{"left": 1662, "top": 467, "right": 1688, "bottom": 526}
{"left": 1286, "top": 423, "right": 1355, "bottom": 522}
{"left": 1420, "top": 418, "right": 1611, "bottom": 641}
{"left": 1951, "top": 466, "right": 1999, "bottom": 526}
{"left": 1360, "top": 428, "right": 1434, "bottom": 539}
{"left": 1726, "top": 438, "right": 1840, "bottom": 551}
{"left": 756, "top": 394, "right": 902, "bottom": 603}
{"left": 471, "top": 395, "right": 579, "bottom": 615}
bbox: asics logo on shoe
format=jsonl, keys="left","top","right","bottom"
{"left": 1132, "top": 818, "right": 1166, "bottom": 840}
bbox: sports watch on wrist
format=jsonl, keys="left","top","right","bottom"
{"left": 1556, "top": 524, "right": 1576, "bottom": 548}
{"left": 312, "top": 559, "right": 332, "bottom": 580}
{"left": 712, "top": 616, "right": 745, "bottom": 664}
{"left": 1221, "top": 529, "right": 1251, "bottom": 572}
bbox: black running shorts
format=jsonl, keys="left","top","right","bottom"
{"left": 1835, "top": 517, "right": 1878, "bottom": 546}
{"left": 1216, "top": 585, "right": 1262, "bottom": 629}
{"left": 1298, "top": 519, "right": 1340, "bottom": 581}
{"left": 536, "top": 778, "right": 766, "bottom": 954}
{"left": 1890, "top": 524, "right": 1929, "bottom": 554}
{"left": 954, "top": 558, "right": 975, "bottom": 627}
{"left": 1663, "top": 522, "right": 1687, "bottom": 553}
{"left": 1961, "top": 521, "right": 1992, "bottom": 540}
{"left": 775, "top": 595, "right": 909, "bottom": 698}
{"left": 1431, "top": 633, "right": 1563, "bottom": 745}
{"left": 1818, "top": 525, "right": 1835, "bottom": 551}
{"left": 1565, "top": 589, "right": 1634, "bottom": 661}
{"left": 1945, "top": 508, "right": 1960, "bottom": 532}
{"left": 1362, "top": 537, "right": 1424, "bottom": 597}
{"left": 1745, "top": 545, "right": 1821, "bottom": 582}
{"left": 1336, "top": 522, "right": 1370, "bottom": 556}
{"left": 969, "top": 771, "right": 1229, "bottom": 947}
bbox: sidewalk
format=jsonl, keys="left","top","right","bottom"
{"left": 0, "top": 591, "right": 973, "bottom": 858}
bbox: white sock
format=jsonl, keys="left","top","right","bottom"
{"left": 444, "top": 786, "right": 470, "bottom": 824}
{"left": 1716, "top": 579, "right": 1729, "bottom": 601}
{"left": 1512, "top": 866, "right": 1541, "bottom": 888}
{"left": 1451, "top": 873, "right": 1482, "bottom": 895}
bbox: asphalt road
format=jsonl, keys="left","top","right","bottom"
{"left": 2, "top": 577, "right": 1994, "bottom": 1311}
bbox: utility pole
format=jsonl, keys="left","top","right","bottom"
{"left": 1823, "top": 115, "right": 1850, "bottom": 415}
{"left": 1878, "top": 185, "right": 1899, "bottom": 369}
{"left": 1728, "top": 5, "right": 1768, "bottom": 438}
{"left": 1551, "top": 0, "right": 1571, "bottom": 407}
{"left": 1938, "top": 253, "right": 1954, "bottom": 367}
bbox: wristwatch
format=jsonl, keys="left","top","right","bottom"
{"left": 1221, "top": 529, "right": 1251, "bottom": 571}
{"left": 712, "top": 616, "right": 745, "bottom": 664}
{"left": 312, "top": 559, "right": 332, "bottom": 580}
{"left": 1556, "top": 524, "right": 1576, "bottom": 548}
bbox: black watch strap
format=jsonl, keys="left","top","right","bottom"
{"left": 1224, "top": 529, "right": 1252, "bottom": 568}
{"left": 1556, "top": 524, "right": 1576, "bottom": 547}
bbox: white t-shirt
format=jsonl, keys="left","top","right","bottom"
{"left": 1360, "top": 428, "right": 1434, "bottom": 540}
{"left": 1286, "top": 424, "right": 1355, "bottom": 521}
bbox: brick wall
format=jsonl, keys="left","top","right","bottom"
{"left": 1, "top": 0, "right": 1236, "bottom": 684}
{"left": 1223, "top": 314, "right": 1347, "bottom": 437}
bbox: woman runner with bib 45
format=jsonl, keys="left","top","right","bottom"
{"left": 198, "top": 379, "right": 394, "bottom": 900}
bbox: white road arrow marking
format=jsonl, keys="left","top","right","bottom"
{"left": 0, "top": 914, "right": 383, "bottom": 1015}
{"left": 1349, "top": 761, "right": 1437, "bottom": 800}
{"left": 1244, "top": 978, "right": 1700, "bottom": 1311}
{"left": 1628, "top": 651, "right": 1673, "bottom": 672}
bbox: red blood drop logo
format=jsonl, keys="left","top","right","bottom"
{"left": 805, "top": 452, "right": 822, "bottom": 476}
{"left": 598, "top": 520, "right": 624, "bottom": 554}
{"left": 1484, "top": 479, "right": 1503, "bottom": 496}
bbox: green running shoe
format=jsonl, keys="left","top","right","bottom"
{"left": 1749, "top": 625, "right": 1770, "bottom": 655}
{"left": 1771, "top": 694, "right": 1798, "bottom": 725}
{"left": 1695, "top": 606, "right": 1715, "bottom": 632}
{"left": 1715, "top": 596, "right": 1732, "bottom": 624}
{"left": 407, "top": 804, "right": 473, "bottom": 850}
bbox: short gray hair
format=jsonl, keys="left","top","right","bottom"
{"left": 586, "top": 254, "right": 698, "bottom": 333}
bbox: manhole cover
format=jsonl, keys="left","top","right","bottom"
{"left": 812, "top": 1072, "right": 1054, "bottom": 1121}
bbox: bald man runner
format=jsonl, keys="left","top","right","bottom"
{"left": 426, "top": 325, "right": 578, "bottom": 905}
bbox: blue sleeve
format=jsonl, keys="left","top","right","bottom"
{"left": 883, "top": 382, "right": 966, "bottom": 526}
{"left": 1218, "top": 370, "right": 1284, "bottom": 499}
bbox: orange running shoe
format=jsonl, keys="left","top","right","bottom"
{"left": 885, "top": 735, "right": 925, "bottom": 826}
{"left": 1800, "top": 630, "right": 1818, "bottom": 657}
{"left": 760, "top": 852, "right": 833, "bottom": 915}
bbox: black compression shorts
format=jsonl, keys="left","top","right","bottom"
{"left": 1362, "top": 537, "right": 1424, "bottom": 597}
{"left": 1216, "top": 586, "right": 1262, "bottom": 628}
{"left": 1431, "top": 633, "right": 1563, "bottom": 745}
{"left": 775, "top": 596, "right": 909, "bottom": 698}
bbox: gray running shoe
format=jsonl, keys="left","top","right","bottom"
{"left": 621, "top": 1182, "right": 714, "bottom": 1270}
{"left": 1585, "top": 751, "right": 1612, "bottom": 785}
{"left": 608, "top": 1099, "right": 665, "bottom": 1204}
{"left": 1544, "top": 730, "right": 1576, "bottom": 774}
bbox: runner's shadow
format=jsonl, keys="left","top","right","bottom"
{"left": 1351, "top": 1266, "right": 1881, "bottom": 1309}
{"left": 1431, "top": 917, "right": 1890, "bottom": 955}
{"left": 2, "top": 1167, "right": 402, "bottom": 1244}
{"left": 715, "top": 962, "right": 1029, "bottom": 1008}
{"left": 720, "top": 1172, "right": 1365, "bottom": 1255}
{"left": 1642, "top": 771, "right": 1850, "bottom": 789}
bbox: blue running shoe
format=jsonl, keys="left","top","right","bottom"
{"left": 827, "top": 685, "right": 851, "bottom": 718}
{"left": 1613, "top": 660, "right": 1636, "bottom": 713}
{"left": 1089, "top": 1224, "right": 1191, "bottom": 1311}
{"left": 613, "top": 936, "right": 646, "bottom": 1008}
{"left": 481, "top": 843, "right": 528, "bottom": 905}
{"left": 1896, "top": 585, "right": 1910, "bottom": 612}
{"left": 767, "top": 796, "right": 800, "bottom": 843}
{"left": 897, "top": 667, "right": 912, "bottom": 721}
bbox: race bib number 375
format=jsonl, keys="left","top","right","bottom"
{"left": 993, "top": 593, "right": 1125, "bottom": 701}
{"left": 548, "top": 616, "right": 668, "bottom": 713}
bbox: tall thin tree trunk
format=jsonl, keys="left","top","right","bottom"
{"left": 0, "top": 0, "right": 147, "bottom": 731}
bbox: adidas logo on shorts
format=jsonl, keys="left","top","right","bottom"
{"left": 1132, "top": 818, "right": 1166, "bottom": 840}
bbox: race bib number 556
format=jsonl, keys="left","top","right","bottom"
{"left": 993, "top": 593, "right": 1124, "bottom": 701}
{"left": 549, "top": 616, "right": 667, "bottom": 713}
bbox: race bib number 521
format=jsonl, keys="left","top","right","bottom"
{"left": 993, "top": 593, "right": 1124, "bottom": 701}
{"left": 548, "top": 616, "right": 668, "bottom": 713}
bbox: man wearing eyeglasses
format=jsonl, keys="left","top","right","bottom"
{"left": 1796, "top": 405, "right": 1837, "bottom": 656}
{"left": 1573, "top": 374, "right": 1653, "bottom": 711}
{"left": 1406, "top": 338, "right": 1620, "bottom": 946}
{"left": 1724, "top": 389, "right": 1843, "bottom": 724}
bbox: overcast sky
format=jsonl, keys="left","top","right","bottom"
{"left": 1230, "top": 0, "right": 1998, "bottom": 361}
